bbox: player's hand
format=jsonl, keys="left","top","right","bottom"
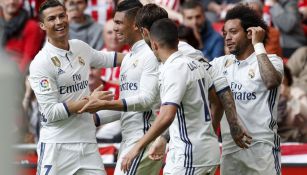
{"left": 90, "top": 85, "right": 114, "bottom": 101}
{"left": 247, "top": 27, "right": 265, "bottom": 45}
{"left": 121, "top": 145, "right": 141, "bottom": 173}
{"left": 229, "top": 121, "right": 252, "bottom": 149}
{"left": 79, "top": 96, "right": 105, "bottom": 113}
{"left": 148, "top": 136, "right": 167, "bottom": 161}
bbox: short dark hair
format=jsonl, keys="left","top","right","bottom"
{"left": 181, "top": 0, "right": 204, "bottom": 12}
{"left": 135, "top": 3, "right": 168, "bottom": 30}
{"left": 39, "top": 0, "right": 65, "bottom": 22}
{"left": 178, "top": 25, "right": 199, "bottom": 49}
{"left": 150, "top": 18, "right": 178, "bottom": 49}
{"left": 225, "top": 4, "right": 268, "bottom": 44}
{"left": 116, "top": 0, "right": 143, "bottom": 21}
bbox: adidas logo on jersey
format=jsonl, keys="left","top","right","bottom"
{"left": 58, "top": 68, "right": 65, "bottom": 75}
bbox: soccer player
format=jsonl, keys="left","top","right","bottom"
{"left": 211, "top": 5, "right": 283, "bottom": 175}
{"left": 121, "top": 18, "right": 219, "bottom": 175}
{"left": 83, "top": 0, "right": 163, "bottom": 174}
{"left": 134, "top": 3, "right": 251, "bottom": 152}
{"left": 28, "top": 0, "right": 123, "bottom": 174}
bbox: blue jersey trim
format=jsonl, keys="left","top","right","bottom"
{"left": 162, "top": 102, "right": 180, "bottom": 108}
{"left": 94, "top": 113, "right": 101, "bottom": 127}
{"left": 216, "top": 86, "right": 231, "bottom": 95}
{"left": 63, "top": 102, "right": 71, "bottom": 116}
{"left": 113, "top": 52, "right": 118, "bottom": 67}
{"left": 122, "top": 99, "right": 127, "bottom": 112}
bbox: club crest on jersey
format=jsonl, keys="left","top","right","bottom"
{"left": 224, "top": 59, "right": 234, "bottom": 68}
{"left": 248, "top": 69, "right": 255, "bottom": 79}
{"left": 78, "top": 56, "right": 85, "bottom": 66}
{"left": 51, "top": 56, "right": 61, "bottom": 67}
{"left": 132, "top": 59, "right": 139, "bottom": 67}
{"left": 39, "top": 78, "right": 51, "bottom": 92}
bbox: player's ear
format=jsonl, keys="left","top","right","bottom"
{"left": 39, "top": 22, "right": 46, "bottom": 31}
{"left": 246, "top": 29, "right": 252, "bottom": 40}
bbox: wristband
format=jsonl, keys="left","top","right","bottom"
{"left": 254, "top": 43, "right": 267, "bottom": 55}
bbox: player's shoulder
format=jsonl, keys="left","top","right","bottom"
{"left": 210, "top": 54, "right": 235, "bottom": 68}
{"left": 267, "top": 54, "right": 282, "bottom": 62}
{"left": 69, "top": 39, "right": 90, "bottom": 51}
{"left": 30, "top": 49, "right": 48, "bottom": 70}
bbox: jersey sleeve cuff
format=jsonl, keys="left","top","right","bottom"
{"left": 94, "top": 113, "right": 101, "bottom": 127}
{"left": 161, "top": 102, "right": 180, "bottom": 108}
{"left": 113, "top": 52, "right": 117, "bottom": 67}
{"left": 216, "top": 86, "right": 231, "bottom": 95}
{"left": 122, "top": 99, "right": 127, "bottom": 112}
{"left": 62, "top": 102, "right": 71, "bottom": 116}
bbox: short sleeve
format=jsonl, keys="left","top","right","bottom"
{"left": 161, "top": 65, "right": 188, "bottom": 107}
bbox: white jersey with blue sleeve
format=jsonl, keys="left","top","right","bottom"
{"left": 119, "top": 40, "right": 159, "bottom": 141}
{"left": 28, "top": 39, "right": 116, "bottom": 143}
{"left": 160, "top": 51, "right": 220, "bottom": 168}
{"left": 211, "top": 53, "right": 284, "bottom": 155}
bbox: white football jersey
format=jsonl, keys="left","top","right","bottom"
{"left": 178, "top": 41, "right": 229, "bottom": 93}
{"left": 160, "top": 51, "right": 220, "bottom": 167}
{"left": 210, "top": 53, "right": 284, "bottom": 155}
{"left": 29, "top": 39, "right": 116, "bottom": 143}
{"left": 119, "top": 40, "right": 159, "bottom": 141}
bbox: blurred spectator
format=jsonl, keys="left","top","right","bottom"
{"left": 267, "top": 0, "right": 306, "bottom": 57}
{"left": 0, "top": 48, "right": 22, "bottom": 175}
{"left": 64, "top": 0, "right": 104, "bottom": 50}
{"left": 287, "top": 46, "right": 307, "bottom": 93}
{"left": 178, "top": 25, "right": 200, "bottom": 49}
{"left": 243, "top": 0, "right": 283, "bottom": 57}
{"left": 0, "top": 0, "right": 45, "bottom": 72}
{"left": 181, "top": 0, "right": 224, "bottom": 61}
{"left": 299, "top": 0, "right": 307, "bottom": 23}
{"left": 200, "top": 0, "right": 241, "bottom": 22}
{"left": 84, "top": 0, "right": 114, "bottom": 25}
{"left": 278, "top": 65, "right": 307, "bottom": 142}
{"left": 140, "top": 0, "right": 183, "bottom": 22}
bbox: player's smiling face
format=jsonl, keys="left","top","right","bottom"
{"left": 113, "top": 11, "right": 135, "bottom": 44}
{"left": 223, "top": 19, "right": 248, "bottom": 56}
{"left": 40, "top": 6, "right": 69, "bottom": 42}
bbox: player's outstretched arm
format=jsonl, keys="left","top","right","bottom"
{"left": 120, "top": 105, "right": 177, "bottom": 173}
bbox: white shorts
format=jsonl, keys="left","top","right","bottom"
{"left": 163, "top": 148, "right": 217, "bottom": 175}
{"left": 36, "top": 142, "right": 106, "bottom": 175}
{"left": 221, "top": 142, "right": 281, "bottom": 175}
{"left": 114, "top": 138, "right": 163, "bottom": 175}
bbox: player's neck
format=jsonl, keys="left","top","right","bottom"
{"left": 129, "top": 34, "right": 143, "bottom": 47}
{"left": 236, "top": 45, "right": 254, "bottom": 60}
{"left": 160, "top": 48, "right": 178, "bottom": 63}
{"left": 48, "top": 37, "right": 70, "bottom": 51}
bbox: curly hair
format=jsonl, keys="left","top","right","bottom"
{"left": 225, "top": 4, "right": 268, "bottom": 44}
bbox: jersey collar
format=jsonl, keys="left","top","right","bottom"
{"left": 45, "top": 40, "right": 72, "bottom": 57}
{"left": 164, "top": 51, "right": 182, "bottom": 66}
{"left": 234, "top": 52, "right": 257, "bottom": 65}
{"left": 130, "top": 40, "right": 146, "bottom": 54}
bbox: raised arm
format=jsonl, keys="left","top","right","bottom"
{"left": 248, "top": 27, "right": 282, "bottom": 90}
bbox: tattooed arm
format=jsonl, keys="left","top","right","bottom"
{"left": 248, "top": 27, "right": 282, "bottom": 90}
{"left": 218, "top": 87, "right": 252, "bottom": 148}
{"left": 257, "top": 53, "right": 282, "bottom": 89}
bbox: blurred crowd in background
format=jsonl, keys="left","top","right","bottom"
{"left": 0, "top": 0, "right": 306, "bottom": 145}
